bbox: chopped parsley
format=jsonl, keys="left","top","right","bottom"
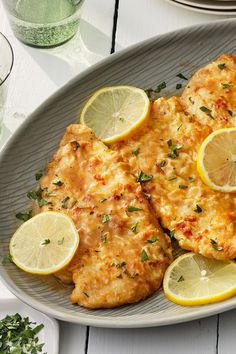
{"left": 128, "top": 206, "right": 142, "bottom": 212}
{"left": 200, "top": 106, "right": 214, "bottom": 119}
{"left": 168, "top": 176, "right": 177, "bottom": 181}
{"left": 176, "top": 83, "right": 182, "bottom": 90}
{"left": 137, "top": 171, "right": 153, "bottom": 183}
{"left": 147, "top": 235, "right": 157, "bottom": 243}
{"left": 117, "top": 261, "right": 126, "bottom": 268}
{"left": 58, "top": 237, "right": 64, "bottom": 245}
{"left": 179, "top": 185, "right": 188, "bottom": 189}
{"left": 140, "top": 249, "right": 149, "bottom": 262}
{"left": 35, "top": 172, "right": 43, "bottom": 181}
{"left": 194, "top": 204, "right": 202, "bottom": 213}
{"left": 167, "top": 139, "right": 182, "bottom": 158}
{"left": 177, "top": 275, "right": 185, "bottom": 282}
{"left": 39, "top": 198, "right": 48, "bottom": 207}
{"left": 176, "top": 73, "right": 188, "bottom": 80}
{"left": 132, "top": 148, "right": 140, "bottom": 156}
{"left": 53, "top": 181, "right": 64, "bottom": 186}
{"left": 16, "top": 210, "right": 32, "bottom": 222}
{"left": 218, "top": 63, "right": 226, "bottom": 70}
{"left": 41, "top": 239, "right": 50, "bottom": 245}
{"left": 210, "top": 239, "right": 222, "bottom": 251}
{"left": 160, "top": 160, "right": 166, "bottom": 168}
{"left": 156, "top": 81, "right": 167, "bottom": 93}
{"left": 131, "top": 221, "right": 139, "bottom": 234}
{"left": 124, "top": 268, "right": 139, "bottom": 279}
{"left": 0, "top": 313, "right": 45, "bottom": 354}
{"left": 61, "top": 196, "right": 70, "bottom": 209}
{"left": 101, "top": 214, "right": 110, "bottom": 223}
{"left": 27, "top": 188, "right": 42, "bottom": 200}
{"left": 101, "top": 233, "right": 108, "bottom": 243}
{"left": 222, "top": 82, "right": 233, "bottom": 89}
{"left": 100, "top": 198, "right": 107, "bottom": 203}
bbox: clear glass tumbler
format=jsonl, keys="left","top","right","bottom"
{"left": 0, "top": 33, "right": 14, "bottom": 138}
{"left": 2, "top": 0, "right": 85, "bottom": 47}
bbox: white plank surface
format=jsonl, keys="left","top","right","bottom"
{"left": 88, "top": 316, "right": 218, "bottom": 354}
{"left": 218, "top": 310, "right": 236, "bottom": 354}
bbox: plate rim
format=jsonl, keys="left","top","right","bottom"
{"left": 1, "top": 18, "right": 236, "bottom": 328}
{"left": 166, "top": 0, "right": 236, "bottom": 14}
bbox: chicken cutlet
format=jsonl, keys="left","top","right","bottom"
{"left": 111, "top": 94, "right": 236, "bottom": 260}
{"left": 39, "top": 124, "right": 172, "bottom": 309}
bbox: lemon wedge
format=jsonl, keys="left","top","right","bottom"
{"left": 10, "top": 212, "right": 79, "bottom": 275}
{"left": 80, "top": 86, "right": 150, "bottom": 143}
{"left": 197, "top": 127, "right": 236, "bottom": 192}
{"left": 163, "top": 252, "right": 236, "bottom": 306}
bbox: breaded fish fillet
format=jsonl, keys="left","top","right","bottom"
{"left": 112, "top": 95, "right": 236, "bottom": 260}
{"left": 40, "top": 124, "right": 172, "bottom": 309}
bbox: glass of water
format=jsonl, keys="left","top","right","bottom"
{"left": 2, "top": 0, "right": 85, "bottom": 47}
{"left": 0, "top": 33, "right": 14, "bottom": 138}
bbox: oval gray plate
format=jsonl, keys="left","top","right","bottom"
{"left": 1, "top": 19, "right": 236, "bottom": 328}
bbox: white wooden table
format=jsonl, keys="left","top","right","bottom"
{"left": 0, "top": 1, "right": 236, "bottom": 353}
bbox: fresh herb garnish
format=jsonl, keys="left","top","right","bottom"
{"left": 35, "top": 172, "right": 43, "bottom": 181}
{"left": 210, "top": 239, "right": 222, "bottom": 251}
{"left": 189, "top": 97, "right": 194, "bottom": 105}
{"left": 177, "top": 275, "right": 185, "bottom": 282}
{"left": 222, "top": 82, "right": 233, "bottom": 89}
{"left": 133, "top": 148, "right": 140, "bottom": 156}
{"left": 200, "top": 106, "right": 214, "bottom": 119}
{"left": 169, "top": 229, "right": 175, "bottom": 239}
{"left": 147, "top": 235, "right": 157, "bottom": 243}
{"left": 131, "top": 221, "right": 139, "bottom": 234}
{"left": 0, "top": 313, "right": 45, "bottom": 354}
{"left": 168, "top": 176, "right": 177, "bottom": 181}
{"left": 117, "top": 261, "right": 126, "bottom": 268}
{"left": 228, "top": 110, "right": 233, "bottom": 117}
{"left": 39, "top": 198, "right": 48, "bottom": 207}
{"left": 156, "top": 81, "right": 167, "bottom": 93}
{"left": 176, "top": 83, "right": 182, "bottom": 90}
{"left": 101, "top": 214, "right": 110, "bottom": 223}
{"left": 101, "top": 233, "right": 108, "bottom": 243}
{"left": 61, "top": 196, "right": 70, "bottom": 209}
{"left": 176, "top": 73, "right": 188, "bottom": 80}
{"left": 58, "top": 237, "right": 64, "bottom": 245}
{"left": 188, "top": 177, "right": 195, "bottom": 183}
{"left": 128, "top": 206, "right": 142, "bottom": 212}
{"left": 53, "top": 181, "right": 64, "bottom": 186}
{"left": 194, "top": 204, "right": 202, "bottom": 213}
{"left": 179, "top": 185, "right": 188, "bottom": 189}
{"left": 41, "top": 239, "right": 50, "bottom": 245}
{"left": 137, "top": 171, "right": 153, "bottom": 183}
{"left": 100, "top": 198, "right": 107, "bottom": 203}
{"left": 167, "top": 139, "right": 182, "bottom": 158}
{"left": 218, "top": 63, "right": 226, "bottom": 70}
{"left": 27, "top": 188, "right": 42, "bottom": 200}
{"left": 16, "top": 210, "right": 32, "bottom": 222}
{"left": 140, "top": 249, "right": 149, "bottom": 262}
{"left": 160, "top": 160, "right": 166, "bottom": 168}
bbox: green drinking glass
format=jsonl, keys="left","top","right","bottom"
{"left": 2, "top": 0, "right": 85, "bottom": 47}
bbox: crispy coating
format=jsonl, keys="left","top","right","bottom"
{"left": 112, "top": 93, "right": 236, "bottom": 260}
{"left": 40, "top": 124, "right": 172, "bottom": 308}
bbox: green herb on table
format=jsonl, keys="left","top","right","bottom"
{"left": 176, "top": 73, "right": 188, "bottom": 80}
{"left": 27, "top": 188, "right": 42, "bottom": 200}
{"left": 35, "top": 172, "right": 43, "bottom": 181}
{"left": 137, "top": 171, "right": 153, "bottom": 183}
{"left": 156, "top": 81, "right": 167, "bottom": 93}
{"left": 0, "top": 313, "right": 45, "bottom": 354}
{"left": 16, "top": 210, "right": 32, "bottom": 222}
{"left": 176, "top": 83, "right": 182, "bottom": 90}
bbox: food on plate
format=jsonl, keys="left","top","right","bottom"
{"left": 163, "top": 252, "right": 236, "bottom": 306}
{"left": 10, "top": 211, "right": 79, "bottom": 274}
{"left": 80, "top": 86, "right": 150, "bottom": 143}
{"left": 197, "top": 128, "right": 236, "bottom": 192}
{"left": 0, "top": 313, "right": 45, "bottom": 353}
{"left": 38, "top": 124, "right": 172, "bottom": 308}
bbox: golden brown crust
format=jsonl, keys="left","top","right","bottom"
{"left": 40, "top": 124, "right": 172, "bottom": 308}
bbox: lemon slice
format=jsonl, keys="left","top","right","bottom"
{"left": 80, "top": 86, "right": 150, "bottom": 143}
{"left": 10, "top": 212, "right": 79, "bottom": 275}
{"left": 163, "top": 252, "right": 236, "bottom": 306}
{"left": 197, "top": 127, "right": 236, "bottom": 192}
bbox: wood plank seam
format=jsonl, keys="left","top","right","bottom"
{"left": 110, "top": 0, "right": 120, "bottom": 53}
{"left": 84, "top": 326, "right": 90, "bottom": 354}
{"left": 216, "top": 315, "right": 219, "bottom": 354}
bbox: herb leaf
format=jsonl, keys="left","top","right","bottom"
{"left": 176, "top": 73, "right": 188, "bottom": 80}
{"left": 131, "top": 221, "right": 139, "bottom": 234}
{"left": 137, "top": 171, "right": 153, "bottom": 183}
{"left": 141, "top": 249, "right": 149, "bottom": 262}
{"left": 210, "top": 239, "right": 222, "bottom": 251}
{"left": 101, "top": 214, "right": 110, "bottom": 223}
{"left": 53, "top": 180, "right": 64, "bottom": 186}
{"left": 179, "top": 185, "right": 188, "bottom": 189}
{"left": 41, "top": 239, "right": 50, "bottom": 245}
{"left": 176, "top": 83, "right": 182, "bottom": 90}
{"left": 200, "top": 106, "right": 214, "bottom": 119}
{"left": 133, "top": 148, "right": 140, "bottom": 156}
{"left": 16, "top": 210, "right": 32, "bottom": 222}
{"left": 156, "top": 81, "right": 166, "bottom": 93}
{"left": 61, "top": 196, "right": 70, "bottom": 209}
{"left": 147, "top": 235, "right": 157, "bottom": 243}
{"left": 177, "top": 275, "right": 185, "bottom": 282}
{"left": 35, "top": 172, "right": 43, "bottom": 181}
{"left": 218, "top": 63, "right": 226, "bottom": 70}
{"left": 117, "top": 261, "right": 126, "bottom": 268}
{"left": 39, "top": 198, "right": 48, "bottom": 207}
{"left": 27, "top": 188, "right": 42, "bottom": 200}
{"left": 160, "top": 160, "right": 166, "bottom": 168}
{"left": 222, "top": 82, "right": 233, "bottom": 89}
{"left": 194, "top": 204, "right": 202, "bottom": 213}
{"left": 128, "top": 206, "right": 142, "bottom": 212}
